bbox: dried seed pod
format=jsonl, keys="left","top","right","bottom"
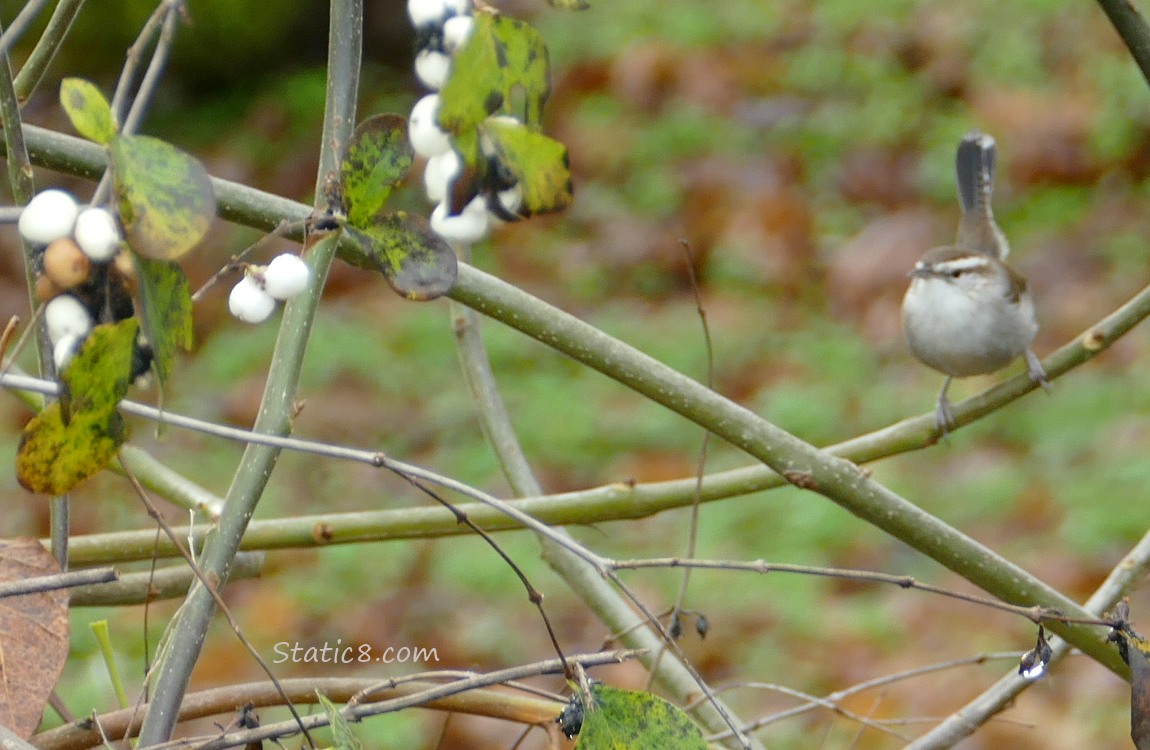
{"left": 111, "top": 250, "right": 138, "bottom": 295}
{"left": 42, "top": 238, "right": 91, "bottom": 290}
{"left": 34, "top": 273, "right": 62, "bottom": 302}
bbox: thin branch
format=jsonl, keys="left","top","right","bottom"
{"left": 1, "top": 369, "right": 606, "bottom": 572}
{"left": 702, "top": 653, "right": 1021, "bottom": 737}
{"left": 107, "top": 1, "right": 174, "bottom": 124}
{"left": 611, "top": 557, "right": 1113, "bottom": 627}
{"left": 32, "top": 670, "right": 578, "bottom": 750}
{"left": 93, "top": 0, "right": 185, "bottom": 205}
{"left": 400, "top": 472, "right": 571, "bottom": 676}
{"left": 0, "top": 11, "right": 72, "bottom": 573}
{"left": 152, "top": 651, "right": 638, "bottom": 750}
{"left": 119, "top": 1, "right": 182, "bottom": 135}
{"left": 649, "top": 239, "right": 714, "bottom": 691}
{"left": 69, "top": 553, "right": 263, "bottom": 608}
{"left": 449, "top": 250, "right": 759, "bottom": 748}
{"left": 0, "top": 566, "right": 116, "bottom": 598}
{"left": 12, "top": 0, "right": 84, "bottom": 101}
{"left": 904, "top": 513, "right": 1150, "bottom": 748}
{"left": 0, "top": 0, "right": 54, "bottom": 62}
{"left": 715, "top": 681, "right": 909, "bottom": 741}
{"left": 1097, "top": 0, "right": 1150, "bottom": 88}
{"left": 135, "top": 0, "right": 361, "bottom": 741}
{"left": 121, "top": 461, "right": 314, "bottom": 749}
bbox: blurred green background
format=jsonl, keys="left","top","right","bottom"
{"left": 3, "top": 0, "right": 1150, "bottom": 747}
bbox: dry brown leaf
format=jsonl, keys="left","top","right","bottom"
{"left": 0, "top": 538, "right": 70, "bottom": 738}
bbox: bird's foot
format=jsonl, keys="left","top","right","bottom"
{"left": 1025, "top": 349, "right": 1051, "bottom": 393}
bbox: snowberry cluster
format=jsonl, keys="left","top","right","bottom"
{"left": 227, "top": 254, "right": 311, "bottom": 324}
{"left": 20, "top": 189, "right": 133, "bottom": 371}
{"left": 407, "top": 0, "right": 525, "bottom": 245}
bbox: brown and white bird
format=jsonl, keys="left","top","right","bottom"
{"left": 901, "top": 131, "right": 1048, "bottom": 433}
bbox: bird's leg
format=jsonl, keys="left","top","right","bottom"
{"left": 935, "top": 375, "right": 956, "bottom": 436}
{"left": 1025, "top": 349, "right": 1051, "bottom": 393}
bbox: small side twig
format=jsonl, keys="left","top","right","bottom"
{"left": 0, "top": 566, "right": 117, "bottom": 598}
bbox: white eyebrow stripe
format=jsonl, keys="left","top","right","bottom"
{"left": 932, "top": 256, "right": 989, "bottom": 273}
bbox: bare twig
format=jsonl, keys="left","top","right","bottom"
{"left": 70, "top": 553, "right": 263, "bottom": 607}
{"left": 11, "top": 0, "right": 84, "bottom": 101}
{"left": 648, "top": 239, "right": 714, "bottom": 691}
{"left": 0, "top": 566, "right": 116, "bottom": 598}
{"left": 0, "top": 10, "right": 71, "bottom": 573}
{"left": 0, "top": 0, "right": 54, "bottom": 63}
{"left": 31, "top": 669, "right": 582, "bottom": 750}
{"left": 121, "top": 460, "right": 315, "bottom": 749}
{"left": 703, "top": 652, "right": 1022, "bottom": 737}
{"left": 148, "top": 651, "right": 638, "bottom": 750}
{"left": 135, "top": 0, "right": 361, "bottom": 741}
{"left": 611, "top": 557, "right": 1113, "bottom": 628}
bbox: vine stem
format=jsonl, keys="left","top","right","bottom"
{"left": 134, "top": 0, "right": 361, "bottom": 743}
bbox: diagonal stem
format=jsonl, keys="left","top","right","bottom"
{"left": 134, "top": 0, "right": 361, "bottom": 743}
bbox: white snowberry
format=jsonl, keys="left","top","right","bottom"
{"left": 424, "top": 149, "right": 463, "bottom": 203}
{"left": 44, "top": 294, "right": 92, "bottom": 344}
{"left": 408, "top": 0, "right": 449, "bottom": 28}
{"left": 262, "top": 254, "right": 311, "bottom": 300}
{"left": 73, "top": 207, "right": 121, "bottom": 262}
{"left": 409, "top": 94, "right": 452, "bottom": 158}
{"left": 444, "top": 0, "right": 472, "bottom": 16}
{"left": 442, "top": 14, "right": 474, "bottom": 52}
{"left": 431, "top": 196, "right": 491, "bottom": 244}
{"left": 19, "top": 189, "right": 79, "bottom": 245}
{"left": 229, "top": 275, "right": 276, "bottom": 324}
{"left": 53, "top": 333, "right": 82, "bottom": 372}
{"left": 415, "top": 49, "right": 451, "bottom": 91}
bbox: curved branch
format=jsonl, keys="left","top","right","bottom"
{"left": 1097, "top": 0, "right": 1150, "bottom": 88}
{"left": 134, "top": 0, "right": 362, "bottom": 743}
{"left": 34, "top": 676, "right": 562, "bottom": 750}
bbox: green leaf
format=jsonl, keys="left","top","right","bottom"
{"left": 341, "top": 114, "right": 413, "bottom": 228}
{"left": 439, "top": 12, "right": 551, "bottom": 133}
{"left": 316, "top": 692, "right": 363, "bottom": 750}
{"left": 342, "top": 213, "right": 457, "bottom": 300}
{"left": 134, "top": 256, "right": 193, "bottom": 388}
{"left": 546, "top": 0, "right": 590, "bottom": 7}
{"left": 60, "top": 78, "right": 116, "bottom": 145}
{"left": 111, "top": 134, "right": 216, "bottom": 260}
{"left": 16, "top": 319, "right": 139, "bottom": 494}
{"left": 575, "top": 685, "right": 705, "bottom": 750}
{"left": 482, "top": 118, "right": 572, "bottom": 216}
